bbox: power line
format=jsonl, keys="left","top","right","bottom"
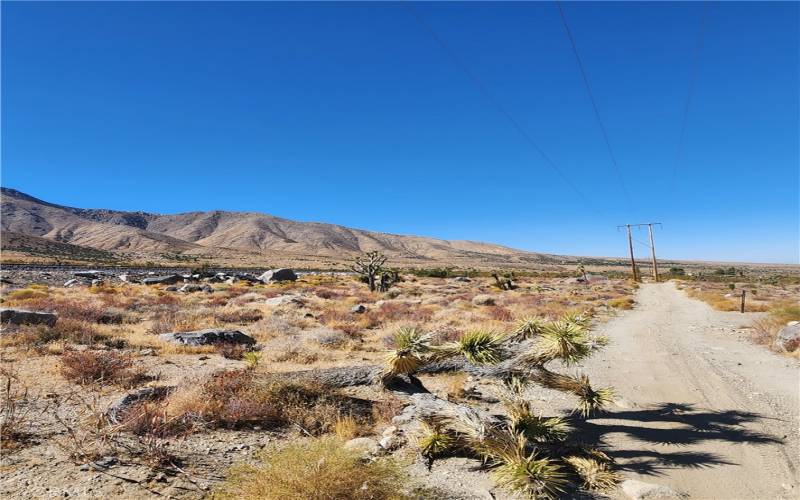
{"left": 671, "top": 1, "right": 711, "bottom": 192}
{"left": 557, "top": 1, "right": 634, "bottom": 212}
{"left": 403, "top": 3, "right": 594, "bottom": 207}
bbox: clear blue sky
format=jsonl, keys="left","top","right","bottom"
{"left": 2, "top": 1, "right": 798, "bottom": 263}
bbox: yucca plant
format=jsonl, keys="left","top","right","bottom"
{"left": 535, "top": 321, "right": 592, "bottom": 365}
{"left": 530, "top": 371, "right": 614, "bottom": 417}
{"left": 564, "top": 455, "right": 621, "bottom": 491}
{"left": 436, "top": 330, "right": 506, "bottom": 365}
{"left": 562, "top": 311, "right": 591, "bottom": 328}
{"left": 500, "top": 388, "right": 569, "bottom": 443}
{"left": 415, "top": 418, "right": 456, "bottom": 470}
{"left": 382, "top": 327, "right": 432, "bottom": 382}
{"left": 511, "top": 316, "right": 547, "bottom": 341}
{"left": 490, "top": 433, "right": 567, "bottom": 500}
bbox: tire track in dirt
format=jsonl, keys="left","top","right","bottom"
{"left": 583, "top": 282, "right": 799, "bottom": 499}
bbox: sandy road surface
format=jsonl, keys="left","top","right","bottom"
{"left": 584, "top": 282, "right": 799, "bottom": 499}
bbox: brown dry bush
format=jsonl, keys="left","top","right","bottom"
{"left": 1, "top": 370, "right": 45, "bottom": 450}
{"left": 214, "top": 308, "right": 264, "bottom": 324}
{"left": 59, "top": 351, "right": 147, "bottom": 387}
{"left": 165, "top": 370, "right": 363, "bottom": 434}
{"left": 214, "top": 437, "right": 408, "bottom": 500}
{"left": 216, "top": 342, "right": 247, "bottom": 360}
{"left": 272, "top": 347, "right": 320, "bottom": 364}
{"left": 371, "top": 394, "right": 405, "bottom": 425}
{"left": 486, "top": 305, "right": 514, "bottom": 322}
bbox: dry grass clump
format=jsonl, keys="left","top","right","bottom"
{"left": 213, "top": 307, "right": 264, "bottom": 324}
{"left": 371, "top": 394, "right": 405, "bottom": 426}
{"left": 607, "top": 297, "right": 634, "bottom": 310}
{"left": 214, "top": 437, "right": 408, "bottom": 500}
{"left": 160, "top": 370, "right": 363, "bottom": 434}
{"left": 59, "top": 350, "right": 147, "bottom": 387}
{"left": 1, "top": 370, "right": 43, "bottom": 450}
{"left": 272, "top": 346, "right": 320, "bottom": 364}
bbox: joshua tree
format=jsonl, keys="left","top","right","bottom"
{"left": 350, "top": 251, "right": 387, "bottom": 292}
{"left": 381, "top": 313, "right": 618, "bottom": 498}
{"left": 492, "top": 271, "right": 516, "bottom": 291}
{"left": 577, "top": 262, "right": 588, "bottom": 283}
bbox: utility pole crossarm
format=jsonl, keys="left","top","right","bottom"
{"left": 618, "top": 222, "right": 662, "bottom": 283}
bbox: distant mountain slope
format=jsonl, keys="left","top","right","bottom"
{"left": 0, "top": 187, "right": 556, "bottom": 266}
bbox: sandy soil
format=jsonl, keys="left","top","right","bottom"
{"left": 587, "top": 282, "right": 799, "bottom": 499}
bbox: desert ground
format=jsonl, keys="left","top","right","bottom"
{"left": 0, "top": 265, "right": 798, "bottom": 500}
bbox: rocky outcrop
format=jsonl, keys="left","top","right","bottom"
{"left": 776, "top": 322, "right": 800, "bottom": 352}
{"left": 158, "top": 328, "right": 255, "bottom": 346}
{"left": 258, "top": 268, "right": 297, "bottom": 283}
{"left": 0, "top": 308, "right": 58, "bottom": 327}
{"left": 142, "top": 275, "right": 184, "bottom": 286}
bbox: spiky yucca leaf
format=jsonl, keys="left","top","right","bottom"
{"left": 491, "top": 434, "right": 567, "bottom": 500}
{"left": 512, "top": 316, "right": 547, "bottom": 341}
{"left": 503, "top": 376, "right": 529, "bottom": 397}
{"left": 574, "top": 382, "right": 616, "bottom": 418}
{"left": 513, "top": 414, "right": 569, "bottom": 443}
{"left": 435, "top": 330, "right": 506, "bottom": 365}
{"left": 382, "top": 327, "right": 432, "bottom": 382}
{"left": 415, "top": 419, "right": 455, "bottom": 461}
{"left": 530, "top": 371, "right": 614, "bottom": 417}
{"left": 535, "top": 321, "right": 592, "bottom": 365}
{"left": 562, "top": 312, "right": 591, "bottom": 328}
{"left": 392, "top": 326, "right": 432, "bottom": 353}
{"left": 500, "top": 394, "right": 569, "bottom": 443}
{"left": 564, "top": 456, "right": 621, "bottom": 491}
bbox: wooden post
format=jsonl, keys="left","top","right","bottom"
{"left": 626, "top": 225, "right": 638, "bottom": 282}
{"left": 648, "top": 223, "right": 659, "bottom": 283}
{"left": 740, "top": 290, "right": 746, "bottom": 313}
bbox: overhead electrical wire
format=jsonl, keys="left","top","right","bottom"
{"left": 403, "top": 3, "right": 595, "bottom": 207}
{"left": 671, "top": 1, "right": 711, "bottom": 192}
{"left": 556, "top": 0, "right": 634, "bottom": 213}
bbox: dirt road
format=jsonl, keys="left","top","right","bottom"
{"left": 585, "top": 282, "right": 799, "bottom": 499}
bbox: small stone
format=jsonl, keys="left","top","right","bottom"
{"left": 471, "top": 294, "right": 496, "bottom": 306}
{"left": 350, "top": 304, "right": 367, "bottom": 314}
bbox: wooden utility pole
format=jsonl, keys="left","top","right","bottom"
{"left": 618, "top": 223, "right": 662, "bottom": 283}
{"left": 647, "top": 223, "right": 660, "bottom": 282}
{"left": 625, "top": 225, "right": 638, "bottom": 282}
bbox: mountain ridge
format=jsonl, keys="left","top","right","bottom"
{"left": 0, "top": 187, "right": 557, "bottom": 268}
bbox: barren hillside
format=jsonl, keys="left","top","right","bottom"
{"left": 0, "top": 188, "right": 558, "bottom": 268}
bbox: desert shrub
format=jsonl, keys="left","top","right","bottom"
{"left": 216, "top": 342, "right": 247, "bottom": 360}
{"left": 307, "top": 327, "right": 349, "bottom": 348}
{"left": 607, "top": 297, "right": 634, "bottom": 310}
{"left": 487, "top": 305, "right": 514, "bottom": 322}
{"left": 333, "top": 413, "right": 366, "bottom": 440}
{"left": 214, "top": 308, "right": 264, "bottom": 324}
{"left": 313, "top": 287, "right": 343, "bottom": 300}
{"left": 371, "top": 394, "right": 405, "bottom": 425}
{"left": 59, "top": 351, "right": 146, "bottom": 387}
{"left": 1, "top": 370, "right": 39, "bottom": 450}
{"left": 175, "top": 370, "right": 354, "bottom": 433}
{"left": 8, "top": 319, "right": 105, "bottom": 347}
{"left": 15, "top": 296, "right": 108, "bottom": 323}
{"left": 147, "top": 306, "right": 215, "bottom": 334}
{"left": 770, "top": 303, "right": 800, "bottom": 324}
{"left": 5, "top": 288, "right": 49, "bottom": 301}
{"left": 272, "top": 347, "right": 320, "bottom": 364}
{"left": 214, "top": 437, "right": 407, "bottom": 500}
